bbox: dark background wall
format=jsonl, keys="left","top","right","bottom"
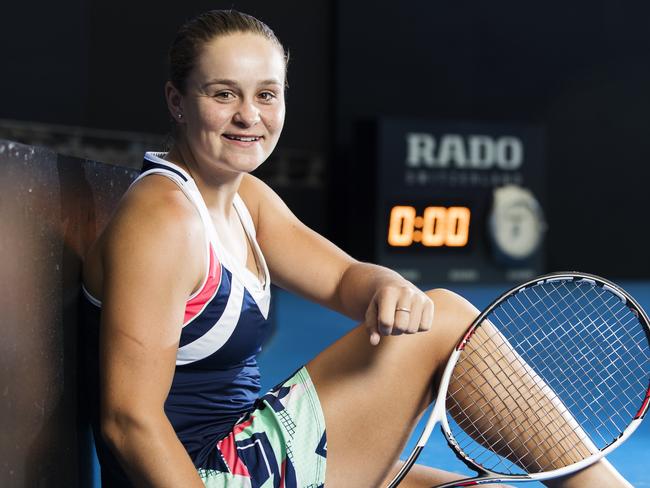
{"left": 1, "top": 0, "right": 90, "bottom": 124}
{"left": 333, "top": 1, "right": 650, "bottom": 277}
{"left": 2, "top": 0, "right": 649, "bottom": 278}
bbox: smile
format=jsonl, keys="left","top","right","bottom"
{"left": 223, "top": 134, "right": 262, "bottom": 142}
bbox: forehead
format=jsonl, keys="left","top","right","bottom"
{"left": 193, "top": 32, "right": 285, "bottom": 84}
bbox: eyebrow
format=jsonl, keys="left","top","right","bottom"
{"left": 202, "top": 78, "right": 283, "bottom": 88}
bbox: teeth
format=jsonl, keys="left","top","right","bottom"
{"left": 224, "top": 135, "right": 259, "bottom": 142}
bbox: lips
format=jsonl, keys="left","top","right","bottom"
{"left": 223, "top": 134, "right": 262, "bottom": 142}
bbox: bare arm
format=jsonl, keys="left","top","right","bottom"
{"left": 240, "top": 177, "right": 632, "bottom": 486}
{"left": 96, "top": 178, "right": 205, "bottom": 488}
{"left": 240, "top": 175, "right": 434, "bottom": 344}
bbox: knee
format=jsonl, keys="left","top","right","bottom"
{"left": 424, "top": 287, "right": 461, "bottom": 301}
{"left": 424, "top": 288, "right": 479, "bottom": 318}
{"left": 421, "top": 288, "right": 480, "bottom": 346}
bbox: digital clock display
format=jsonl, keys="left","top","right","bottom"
{"left": 349, "top": 118, "right": 546, "bottom": 283}
{"left": 387, "top": 205, "right": 471, "bottom": 248}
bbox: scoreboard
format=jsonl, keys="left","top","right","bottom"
{"left": 350, "top": 118, "right": 546, "bottom": 284}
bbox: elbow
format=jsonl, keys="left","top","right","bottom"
{"left": 100, "top": 407, "right": 132, "bottom": 451}
{"left": 99, "top": 404, "right": 159, "bottom": 452}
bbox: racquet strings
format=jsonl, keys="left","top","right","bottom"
{"left": 445, "top": 279, "right": 650, "bottom": 476}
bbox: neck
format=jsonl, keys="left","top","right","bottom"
{"left": 165, "top": 141, "right": 243, "bottom": 215}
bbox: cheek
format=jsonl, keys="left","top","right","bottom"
{"left": 205, "top": 112, "right": 229, "bottom": 130}
{"left": 267, "top": 106, "right": 286, "bottom": 135}
{"left": 194, "top": 102, "right": 229, "bottom": 129}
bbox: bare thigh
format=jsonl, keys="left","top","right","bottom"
{"left": 306, "top": 289, "right": 479, "bottom": 488}
{"left": 382, "top": 463, "right": 513, "bottom": 488}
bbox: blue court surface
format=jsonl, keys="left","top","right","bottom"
{"left": 258, "top": 282, "right": 650, "bottom": 487}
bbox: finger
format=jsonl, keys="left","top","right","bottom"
{"left": 393, "top": 290, "right": 416, "bottom": 334}
{"left": 377, "top": 289, "right": 399, "bottom": 336}
{"left": 393, "top": 306, "right": 412, "bottom": 334}
{"left": 365, "top": 301, "right": 381, "bottom": 346}
{"left": 406, "top": 298, "right": 425, "bottom": 334}
{"left": 420, "top": 296, "right": 434, "bottom": 331}
{"left": 369, "top": 331, "right": 381, "bottom": 346}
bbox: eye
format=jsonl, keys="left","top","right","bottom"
{"left": 213, "top": 91, "right": 235, "bottom": 101}
{"left": 258, "top": 91, "right": 277, "bottom": 102}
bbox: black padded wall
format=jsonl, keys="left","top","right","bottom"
{"left": 0, "top": 139, "right": 138, "bottom": 487}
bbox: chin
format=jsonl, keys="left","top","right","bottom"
{"left": 232, "top": 157, "right": 267, "bottom": 174}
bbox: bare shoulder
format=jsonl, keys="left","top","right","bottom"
{"left": 111, "top": 175, "right": 201, "bottom": 233}
{"left": 238, "top": 173, "right": 296, "bottom": 229}
{"left": 238, "top": 173, "right": 266, "bottom": 226}
{"left": 83, "top": 175, "right": 205, "bottom": 300}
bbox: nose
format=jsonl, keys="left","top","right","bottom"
{"left": 233, "top": 100, "right": 261, "bottom": 127}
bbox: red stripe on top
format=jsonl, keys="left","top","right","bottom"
{"left": 184, "top": 244, "right": 221, "bottom": 325}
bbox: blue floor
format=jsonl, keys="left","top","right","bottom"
{"left": 258, "top": 281, "right": 650, "bottom": 487}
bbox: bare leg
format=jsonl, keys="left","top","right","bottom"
{"left": 447, "top": 321, "right": 595, "bottom": 472}
{"left": 447, "top": 321, "right": 634, "bottom": 487}
{"left": 382, "top": 462, "right": 512, "bottom": 488}
{"left": 544, "top": 459, "right": 632, "bottom": 488}
{"left": 307, "top": 289, "right": 475, "bottom": 487}
{"left": 306, "top": 289, "right": 631, "bottom": 487}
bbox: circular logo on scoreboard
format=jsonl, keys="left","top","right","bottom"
{"left": 488, "top": 185, "right": 546, "bottom": 263}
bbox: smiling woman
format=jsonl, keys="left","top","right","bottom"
{"left": 79, "top": 9, "right": 634, "bottom": 488}
{"left": 164, "top": 32, "right": 286, "bottom": 177}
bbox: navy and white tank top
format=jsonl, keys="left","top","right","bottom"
{"left": 81, "top": 152, "right": 273, "bottom": 484}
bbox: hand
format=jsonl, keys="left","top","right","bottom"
{"left": 364, "top": 284, "right": 434, "bottom": 346}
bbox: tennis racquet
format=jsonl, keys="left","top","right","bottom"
{"left": 388, "top": 271, "right": 650, "bottom": 487}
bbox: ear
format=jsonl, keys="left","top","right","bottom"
{"left": 165, "top": 81, "right": 184, "bottom": 122}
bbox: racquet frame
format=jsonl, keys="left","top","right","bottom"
{"left": 387, "top": 271, "right": 650, "bottom": 488}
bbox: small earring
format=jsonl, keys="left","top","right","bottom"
{"left": 177, "top": 113, "right": 183, "bottom": 119}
